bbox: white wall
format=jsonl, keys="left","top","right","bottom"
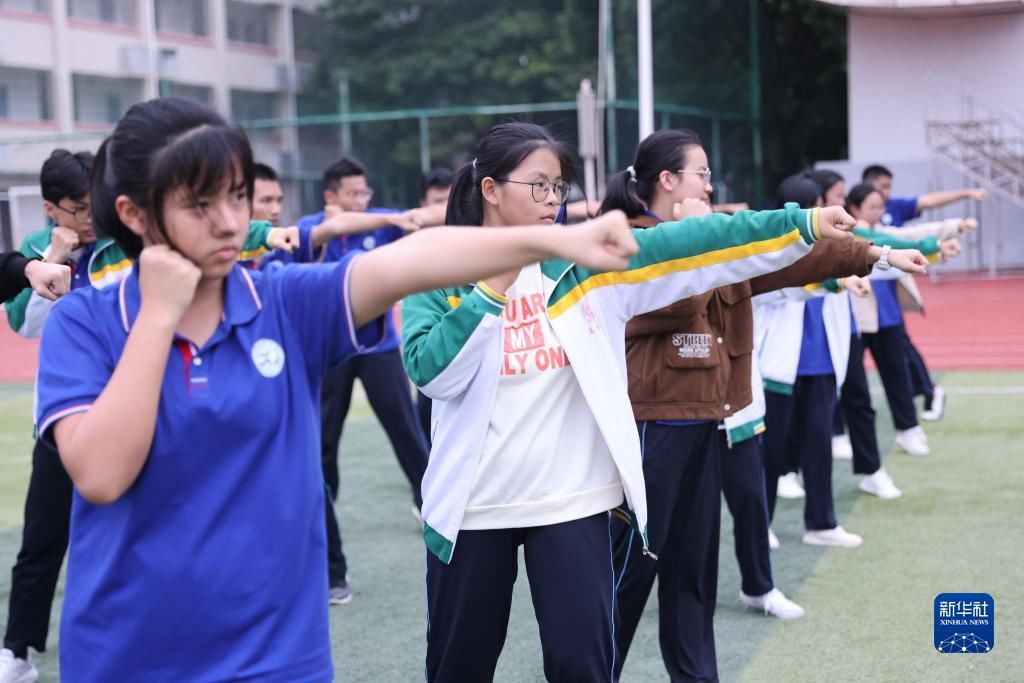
{"left": 847, "top": 11, "right": 1024, "bottom": 161}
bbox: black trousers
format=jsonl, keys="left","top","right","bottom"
{"left": 838, "top": 334, "right": 883, "bottom": 475}
{"left": 903, "top": 328, "right": 935, "bottom": 401}
{"left": 3, "top": 439, "right": 71, "bottom": 658}
{"left": 861, "top": 325, "right": 918, "bottom": 432}
{"left": 764, "top": 375, "right": 838, "bottom": 531}
{"left": 416, "top": 389, "right": 432, "bottom": 448}
{"left": 613, "top": 421, "right": 721, "bottom": 682}
{"left": 321, "top": 349, "right": 429, "bottom": 584}
{"left": 425, "top": 514, "right": 616, "bottom": 683}
{"left": 720, "top": 435, "right": 774, "bottom": 597}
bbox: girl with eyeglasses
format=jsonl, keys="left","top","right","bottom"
{"left": 403, "top": 122, "right": 862, "bottom": 682}
{"left": 598, "top": 132, "right": 928, "bottom": 681}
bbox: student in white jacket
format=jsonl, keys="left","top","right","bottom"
{"left": 402, "top": 122, "right": 859, "bottom": 682}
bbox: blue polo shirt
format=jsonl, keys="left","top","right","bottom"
{"left": 36, "top": 254, "right": 382, "bottom": 681}
{"left": 797, "top": 298, "right": 834, "bottom": 376}
{"left": 873, "top": 197, "right": 919, "bottom": 329}
{"left": 279, "top": 208, "right": 404, "bottom": 353}
{"left": 880, "top": 196, "right": 919, "bottom": 227}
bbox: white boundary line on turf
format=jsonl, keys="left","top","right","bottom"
{"left": 869, "top": 386, "right": 1024, "bottom": 395}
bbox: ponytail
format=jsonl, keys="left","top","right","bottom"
{"left": 444, "top": 122, "right": 576, "bottom": 227}
{"left": 599, "top": 128, "right": 703, "bottom": 218}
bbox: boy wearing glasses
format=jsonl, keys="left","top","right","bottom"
{"left": 293, "top": 156, "right": 431, "bottom": 606}
{"left": 6, "top": 150, "right": 128, "bottom": 338}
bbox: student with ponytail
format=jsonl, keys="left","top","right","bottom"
{"left": 597, "top": 141, "right": 920, "bottom": 679}
{"left": 34, "top": 97, "right": 643, "bottom": 682}
{"left": 403, "top": 123, "right": 863, "bottom": 682}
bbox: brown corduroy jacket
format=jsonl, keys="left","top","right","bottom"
{"left": 625, "top": 227, "right": 875, "bottom": 422}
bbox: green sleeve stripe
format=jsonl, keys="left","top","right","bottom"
{"left": 423, "top": 523, "right": 454, "bottom": 564}
{"left": 764, "top": 379, "right": 794, "bottom": 396}
{"left": 547, "top": 205, "right": 810, "bottom": 318}
{"left": 402, "top": 287, "right": 498, "bottom": 387}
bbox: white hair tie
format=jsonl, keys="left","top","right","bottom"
{"left": 626, "top": 165, "right": 637, "bottom": 183}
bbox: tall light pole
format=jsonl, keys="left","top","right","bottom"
{"left": 637, "top": 0, "right": 654, "bottom": 141}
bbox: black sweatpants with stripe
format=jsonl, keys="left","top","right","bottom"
{"left": 425, "top": 513, "right": 616, "bottom": 682}
{"left": 612, "top": 421, "right": 721, "bottom": 682}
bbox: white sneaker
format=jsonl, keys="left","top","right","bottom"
{"left": 859, "top": 467, "right": 902, "bottom": 500}
{"left": 0, "top": 649, "right": 38, "bottom": 683}
{"left": 895, "top": 426, "right": 930, "bottom": 457}
{"left": 802, "top": 525, "right": 863, "bottom": 548}
{"left": 831, "top": 434, "right": 853, "bottom": 460}
{"left": 921, "top": 386, "right": 946, "bottom": 422}
{"left": 740, "top": 588, "right": 806, "bottom": 620}
{"left": 776, "top": 472, "right": 805, "bottom": 499}
{"left": 768, "top": 527, "right": 780, "bottom": 550}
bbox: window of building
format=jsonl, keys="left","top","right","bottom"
{"left": 227, "top": 1, "right": 276, "bottom": 47}
{"left": 67, "top": 0, "right": 135, "bottom": 26}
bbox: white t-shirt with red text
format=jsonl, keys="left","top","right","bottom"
{"left": 461, "top": 265, "right": 624, "bottom": 530}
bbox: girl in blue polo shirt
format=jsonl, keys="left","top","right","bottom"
{"left": 33, "top": 97, "right": 643, "bottom": 682}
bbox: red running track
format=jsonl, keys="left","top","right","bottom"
{"left": 0, "top": 277, "right": 1021, "bottom": 383}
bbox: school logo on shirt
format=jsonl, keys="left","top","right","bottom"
{"left": 251, "top": 338, "right": 286, "bottom": 378}
{"left": 934, "top": 593, "right": 994, "bottom": 654}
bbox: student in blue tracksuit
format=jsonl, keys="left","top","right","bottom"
{"left": 287, "top": 156, "right": 435, "bottom": 604}
{"left": 862, "top": 164, "right": 988, "bottom": 420}
{"left": 33, "top": 96, "right": 645, "bottom": 682}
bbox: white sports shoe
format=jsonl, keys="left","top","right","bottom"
{"left": 802, "top": 525, "right": 864, "bottom": 548}
{"left": 831, "top": 434, "right": 853, "bottom": 460}
{"left": 859, "top": 467, "right": 902, "bottom": 500}
{"left": 740, "top": 588, "right": 806, "bottom": 620}
{"left": 0, "top": 649, "right": 37, "bottom": 683}
{"left": 776, "top": 472, "right": 806, "bottom": 499}
{"left": 920, "top": 386, "right": 946, "bottom": 422}
{"left": 768, "top": 527, "right": 780, "bottom": 550}
{"left": 895, "top": 426, "right": 930, "bottom": 457}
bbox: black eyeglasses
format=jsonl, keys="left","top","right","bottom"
{"left": 497, "top": 178, "right": 572, "bottom": 203}
{"left": 53, "top": 203, "right": 92, "bottom": 223}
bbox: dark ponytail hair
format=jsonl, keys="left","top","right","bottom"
{"left": 91, "top": 96, "right": 254, "bottom": 259}
{"left": 844, "top": 182, "right": 881, "bottom": 214}
{"left": 445, "top": 122, "right": 576, "bottom": 226}
{"left": 809, "top": 169, "right": 843, "bottom": 202}
{"left": 599, "top": 129, "right": 703, "bottom": 218}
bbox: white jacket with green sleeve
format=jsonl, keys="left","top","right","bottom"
{"left": 402, "top": 205, "right": 825, "bottom": 564}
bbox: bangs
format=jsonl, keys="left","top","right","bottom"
{"left": 151, "top": 124, "right": 254, "bottom": 204}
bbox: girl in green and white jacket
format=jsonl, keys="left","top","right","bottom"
{"left": 401, "top": 122, "right": 858, "bottom": 682}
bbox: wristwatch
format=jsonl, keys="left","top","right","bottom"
{"left": 876, "top": 244, "right": 892, "bottom": 271}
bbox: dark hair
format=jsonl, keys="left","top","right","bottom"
{"left": 599, "top": 129, "right": 703, "bottom": 218}
{"left": 862, "top": 164, "right": 893, "bottom": 183}
{"left": 322, "top": 156, "right": 366, "bottom": 192}
{"left": 776, "top": 173, "right": 822, "bottom": 210}
{"left": 40, "top": 149, "right": 94, "bottom": 204}
{"left": 421, "top": 167, "right": 454, "bottom": 198}
{"left": 91, "top": 97, "right": 254, "bottom": 259}
{"left": 253, "top": 162, "right": 279, "bottom": 183}
{"left": 445, "top": 122, "right": 576, "bottom": 225}
{"left": 810, "top": 169, "right": 843, "bottom": 198}
{"left": 844, "top": 182, "right": 882, "bottom": 213}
